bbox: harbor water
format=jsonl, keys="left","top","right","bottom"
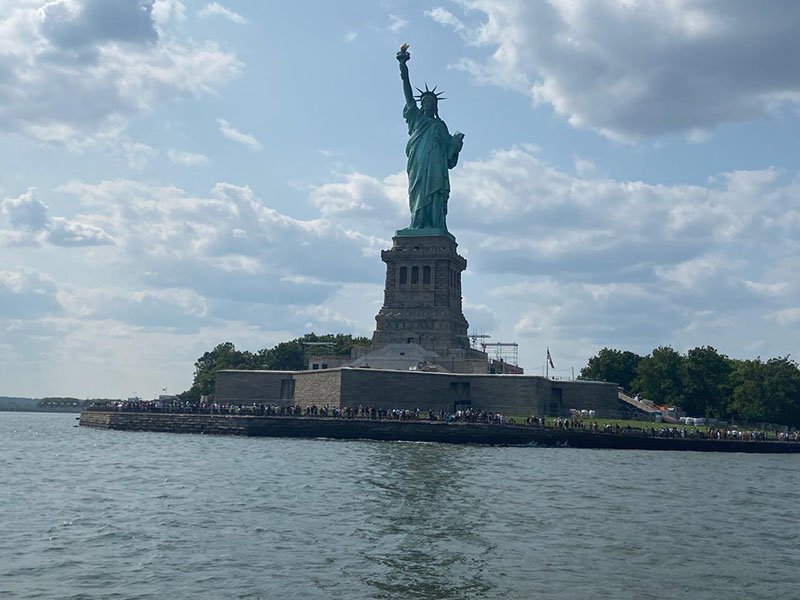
{"left": 1, "top": 412, "right": 797, "bottom": 599}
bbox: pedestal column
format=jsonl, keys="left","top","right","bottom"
{"left": 372, "top": 235, "right": 470, "bottom": 353}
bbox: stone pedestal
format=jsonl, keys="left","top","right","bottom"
{"left": 372, "top": 235, "right": 470, "bottom": 353}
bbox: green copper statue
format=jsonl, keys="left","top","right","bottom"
{"left": 396, "top": 44, "right": 464, "bottom": 239}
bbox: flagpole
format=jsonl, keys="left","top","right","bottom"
{"left": 546, "top": 347, "right": 549, "bottom": 379}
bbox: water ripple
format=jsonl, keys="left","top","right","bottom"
{"left": 1, "top": 413, "right": 798, "bottom": 599}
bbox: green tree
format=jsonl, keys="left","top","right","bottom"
{"left": 180, "top": 342, "right": 260, "bottom": 400}
{"left": 261, "top": 333, "right": 372, "bottom": 370}
{"left": 730, "top": 357, "right": 800, "bottom": 426}
{"left": 181, "top": 333, "right": 372, "bottom": 399}
{"left": 631, "top": 346, "right": 685, "bottom": 406}
{"left": 729, "top": 358, "right": 766, "bottom": 424}
{"left": 682, "top": 346, "right": 733, "bottom": 417}
{"left": 579, "top": 347, "right": 642, "bottom": 390}
{"left": 762, "top": 356, "right": 800, "bottom": 426}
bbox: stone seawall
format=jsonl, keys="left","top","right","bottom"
{"left": 79, "top": 412, "right": 800, "bottom": 453}
{"left": 79, "top": 411, "right": 250, "bottom": 435}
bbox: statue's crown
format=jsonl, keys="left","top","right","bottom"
{"left": 414, "top": 83, "right": 446, "bottom": 101}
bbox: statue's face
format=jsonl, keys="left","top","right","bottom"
{"left": 421, "top": 95, "right": 437, "bottom": 116}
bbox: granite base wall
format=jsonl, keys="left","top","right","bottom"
{"left": 79, "top": 411, "right": 249, "bottom": 435}
{"left": 215, "top": 370, "right": 295, "bottom": 405}
{"left": 293, "top": 369, "right": 342, "bottom": 407}
{"left": 214, "top": 367, "right": 620, "bottom": 417}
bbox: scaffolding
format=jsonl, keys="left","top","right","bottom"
{"left": 468, "top": 330, "right": 491, "bottom": 350}
{"left": 481, "top": 342, "right": 519, "bottom": 366}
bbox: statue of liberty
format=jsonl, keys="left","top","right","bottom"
{"left": 396, "top": 45, "right": 464, "bottom": 239}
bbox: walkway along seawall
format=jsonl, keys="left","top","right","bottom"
{"left": 79, "top": 412, "right": 800, "bottom": 454}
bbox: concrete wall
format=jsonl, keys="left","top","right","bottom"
{"left": 553, "top": 379, "right": 620, "bottom": 415}
{"left": 334, "top": 368, "right": 618, "bottom": 417}
{"left": 293, "top": 369, "right": 342, "bottom": 407}
{"left": 214, "top": 367, "right": 620, "bottom": 417}
{"left": 80, "top": 411, "right": 249, "bottom": 435}
{"left": 215, "top": 370, "right": 295, "bottom": 405}
{"left": 339, "top": 368, "right": 457, "bottom": 411}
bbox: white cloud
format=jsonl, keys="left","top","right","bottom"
{"left": 0, "top": 0, "right": 241, "bottom": 147}
{"left": 2, "top": 187, "right": 114, "bottom": 247}
{"left": 152, "top": 0, "right": 186, "bottom": 25}
{"left": 425, "top": 7, "right": 464, "bottom": 31}
{"left": 217, "top": 118, "right": 263, "bottom": 151}
{"left": 167, "top": 149, "right": 210, "bottom": 166}
{"left": 46, "top": 217, "right": 115, "bottom": 247}
{"left": 308, "top": 171, "right": 406, "bottom": 221}
{"left": 291, "top": 283, "right": 383, "bottom": 337}
{"left": 54, "top": 179, "right": 382, "bottom": 307}
{"left": 433, "top": 1, "right": 800, "bottom": 140}
{"left": 344, "top": 31, "right": 357, "bottom": 43}
{"left": 0, "top": 269, "right": 62, "bottom": 319}
{"left": 387, "top": 14, "right": 408, "bottom": 32}
{"left": 120, "top": 140, "right": 159, "bottom": 170}
{"left": 5, "top": 142, "right": 800, "bottom": 392}
{"left": 769, "top": 307, "right": 800, "bottom": 326}
{"left": 198, "top": 2, "right": 247, "bottom": 24}
{"left": 2, "top": 188, "right": 49, "bottom": 231}
{"left": 59, "top": 285, "right": 209, "bottom": 332}
{"left": 298, "top": 146, "right": 800, "bottom": 366}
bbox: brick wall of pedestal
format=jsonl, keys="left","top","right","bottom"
{"left": 373, "top": 235, "right": 470, "bottom": 352}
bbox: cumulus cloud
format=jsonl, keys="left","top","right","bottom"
{"left": 2, "top": 188, "right": 49, "bottom": 231}
{"left": 6, "top": 142, "right": 800, "bottom": 382}
{"left": 55, "top": 179, "right": 384, "bottom": 309}
{"left": 298, "top": 146, "right": 800, "bottom": 366}
{"left": 152, "top": 0, "right": 186, "bottom": 25}
{"left": 2, "top": 187, "right": 114, "bottom": 246}
{"left": 46, "top": 217, "right": 114, "bottom": 247}
{"left": 447, "top": 147, "right": 797, "bottom": 272}
{"left": 198, "top": 2, "right": 247, "bottom": 24}
{"left": 217, "top": 118, "right": 263, "bottom": 151}
{"left": 59, "top": 286, "right": 209, "bottom": 332}
{"left": 0, "top": 0, "right": 241, "bottom": 146}
{"left": 433, "top": 1, "right": 800, "bottom": 140}
{"left": 308, "top": 172, "right": 406, "bottom": 222}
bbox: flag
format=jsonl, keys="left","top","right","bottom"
{"left": 547, "top": 347, "right": 555, "bottom": 369}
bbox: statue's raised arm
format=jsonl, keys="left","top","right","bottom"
{"left": 397, "top": 44, "right": 414, "bottom": 106}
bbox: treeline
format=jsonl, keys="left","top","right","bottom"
{"left": 580, "top": 346, "right": 800, "bottom": 427}
{"left": 181, "top": 333, "right": 370, "bottom": 400}
{"left": 0, "top": 397, "right": 100, "bottom": 412}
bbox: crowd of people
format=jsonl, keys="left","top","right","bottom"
{"left": 90, "top": 400, "right": 799, "bottom": 442}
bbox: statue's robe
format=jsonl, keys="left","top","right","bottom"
{"left": 403, "top": 101, "right": 463, "bottom": 232}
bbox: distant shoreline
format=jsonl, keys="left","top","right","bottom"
{"left": 0, "top": 407, "right": 82, "bottom": 413}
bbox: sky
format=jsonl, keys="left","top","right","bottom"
{"left": 2, "top": 0, "right": 800, "bottom": 398}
